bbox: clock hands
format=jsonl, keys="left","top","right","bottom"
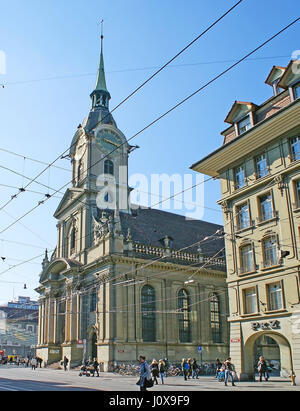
{"left": 104, "top": 138, "right": 120, "bottom": 148}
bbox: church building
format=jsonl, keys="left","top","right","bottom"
{"left": 36, "top": 34, "right": 228, "bottom": 370}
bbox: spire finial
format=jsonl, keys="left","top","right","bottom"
{"left": 100, "top": 19, "right": 104, "bottom": 51}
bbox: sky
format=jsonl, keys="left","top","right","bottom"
{"left": 0, "top": 0, "right": 299, "bottom": 304}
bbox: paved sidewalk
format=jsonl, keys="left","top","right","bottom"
{"left": 0, "top": 367, "right": 298, "bottom": 391}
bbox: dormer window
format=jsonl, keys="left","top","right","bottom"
{"left": 238, "top": 115, "right": 251, "bottom": 135}
{"left": 293, "top": 82, "right": 300, "bottom": 100}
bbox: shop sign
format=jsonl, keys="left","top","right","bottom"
{"left": 251, "top": 320, "right": 280, "bottom": 331}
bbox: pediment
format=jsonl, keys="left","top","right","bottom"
{"left": 225, "top": 101, "right": 258, "bottom": 124}
{"left": 278, "top": 60, "right": 300, "bottom": 89}
{"left": 53, "top": 188, "right": 84, "bottom": 219}
{"left": 40, "top": 258, "right": 83, "bottom": 283}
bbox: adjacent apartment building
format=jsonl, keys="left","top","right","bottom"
{"left": 0, "top": 297, "right": 38, "bottom": 357}
{"left": 191, "top": 58, "right": 300, "bottom": 381}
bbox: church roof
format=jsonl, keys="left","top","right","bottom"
{"left": 119, "top": 208, "right": 224, "bottom": 257}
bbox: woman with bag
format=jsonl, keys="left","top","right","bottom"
{"left": 138, "top": 356, "right": 152, "bottom": 392}
{"left": 158, "top": 359, "right": 166, "bottom": 385}
{"left": 150, "top": 359, "right": 160, "bottom": 385}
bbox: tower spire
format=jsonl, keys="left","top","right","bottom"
{"left": 90, "top": 19, "right": 111, "bottom": 110}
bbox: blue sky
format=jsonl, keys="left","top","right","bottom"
{"left": 0, "top": 0, "right": 299, "bottom": 303}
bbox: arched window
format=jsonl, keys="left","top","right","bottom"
{"left": 178, "top": 289, "right": 191, "bottom": 343}
{"left": 141, "top": 285, "right": 156, "bottom": 342}
{"left": 77, "top": 160, "right": 84, "bottom": 183}
{"left": 210, "top": 293, "right": 222, "bottom": 343}
{"left": 104, "top": 159, "right": 114, "bottom": 176}
{"left": 70, "top": 227, "right": 76, "bottom": 253}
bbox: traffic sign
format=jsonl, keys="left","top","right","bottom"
{"left": 198, "top": 346, "right": 202, "bottom": 353}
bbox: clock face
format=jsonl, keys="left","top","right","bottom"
{"left": 95, "top": 129, "right": 123, "bottom": 154}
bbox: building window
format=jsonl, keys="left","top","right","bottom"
{"left": 268, "top": 282, "right": 283, "bottom": 311}
{"left": 293, "top": 82, "right": 300, "bottom": 100}
{"left": 77, "top": 160, "right": 84, "bottom": 183}
{"left": 70, "top": 227, "right": 76, "bottom": 253}
{"left": 141, "top": 285, "right": 156, "bottom": 342}
{"left": 240, "top": 244, "right": 255, "bottom": 274}
{"left": 255, "top": 153, "right": 268, "bottom": 179}
{"left": 104, "top": 159, "right": 114, "bottom": 175}
{"left": 90, "top": 292, "right": 97, "bottom": 312}
{"left": 243, "top": 287, "right": 258, "bottom": 314}
{"left": 290, "top": 136, "right": 300, "bottom": 162}
{"left": 234, "top": 165, "right": 246, "bottom": 189}
{"left": 237, "top": 203, "right": 251, "bottom": 230}
{"left": 294, "top": 180, "right": 300, "bottom": 208}
{"left": 262, "top": 236, "right": 278, "bottom": 268}
{"left": 210, "top": 293, "right": 222, "bottom": 343}
{"left": 178, "top": 289, "right": 192, "bottom": 343}
{"left": 238, "top": 116, "right": 251, "bottom": 134}
{"left": 258, "top": 192, "right": 274, "bottom": 222}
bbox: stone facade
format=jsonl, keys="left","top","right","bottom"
{"left": 192, "top": 59, "right": 300, "bottom": 382}
{"left": 35, "top": 36, "right": 229, "bottom": 370}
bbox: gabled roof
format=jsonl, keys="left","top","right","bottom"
{"left": 278, "top": 59, "right": 300, "bottom": 89}
{"left": 225, "top": 101, "right": 258, "bottom": 124}
{"left": 265, "top": 65, "right": 286, "bottom": 86}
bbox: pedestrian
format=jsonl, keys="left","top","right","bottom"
{"left": 192, "top": 359, "right": 199, "bottom": 379}
{"left": 163, "top": 358, "right": 169, "bottom": 377}
{"left": 181, "top": 358, "right": 188, "bottom": 381}
{"left": 31, "top": 357, "right": 37, "bottom": 370}
{"left": 187, "top": 358, "right": 193, "bottom": 379}
{"left": 63, "top": 356, "right": 69, "bottom": 372}
{"left": 158, "top": 359, "right": 166, "bottom": 385}
{"left": 215, "top": 358, "right": 222, "bottom": 378}
{"left": 24, "top": 357, "right": 29, "bottom": 368}
{"left": 138, "top": 356, "right": 152, "bottom": 392}
{"left": 223, "top": 357, "right": 236, "bottom": 387}
{"left": 150, "top": 359, "right": 159, "bottom": 385}
{"left": 257, "top": 356, "right": 269, "bottom": 382}
{"left": 93, "top": 358, "right": 100, "bottom": 377}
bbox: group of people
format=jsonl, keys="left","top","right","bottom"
{"left": 181, "top": 358, "right": 200, "bottom": 380}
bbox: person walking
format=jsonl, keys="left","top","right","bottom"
{"left": 138, "top": 356, "right": 152, "bottom": 392}
{"left": 257, "top": 356, "right": 269, "bottom": 382}
{"left": 31, "top": 357, "right": 37, "bottom": 370}
{"left": 187, "top": 358, "right": 193, "bottom": 379}
{"left": 223, "top": 358, "right": 236, "bottom": 387}
{"left": 158, "top": 359, "right": 166, "bottom": 385}
{"left": 93, "top": 358, "right": 100, "bottom": 377}
{"left": 150, "top": 359, "right": 159, "bottom": 385}
{"left": 215, "top": 358, "right": 222, "bottom": 378}
{"left": 63, "top": 356, "right": 69, "bottom": 372}
{"left": 181, "top": 358, "right": 189, "bottom": 381}
{"left": 192, "top": 359, "right": 199, "bottom": 379}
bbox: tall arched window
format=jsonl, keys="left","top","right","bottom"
{"left": 210, "top": 293, "right": 222, "bottom": 343}
{"left": 70, "top": 227, "right": 76, "bottom": 254}
{"left": 104, "top": 159, "right": 114, "bottom": 176}
{"left": 141, "top": 285, "right": 156, "bottom": 342}
{"left": 178, "top": 289, "right": 191, "bottom": 343}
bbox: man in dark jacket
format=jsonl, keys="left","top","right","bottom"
{"left": 257, "top": 356, "right": 269, "bottom": 382}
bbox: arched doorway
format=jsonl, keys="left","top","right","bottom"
{"left": 254, "top": 335, "right": 280, "bottom": 376}
{"left": 243, "top": 331, "right": 293, "bottom": 380}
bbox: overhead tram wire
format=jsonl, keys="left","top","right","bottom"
{"left": 2, "top": 55, "right": 291, "bottom": 87}
{"left": 0, "top": 16, "right": 299, "bottom": 236}
{"left": 0, "top": 139, "right": 298, "bottom": 284}
{"left": 0, "top": 1, "right": 243, "bottom": 215}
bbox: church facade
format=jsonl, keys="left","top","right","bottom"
{"left": 36, "top": 36, "right": 228, "bottom": 370}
